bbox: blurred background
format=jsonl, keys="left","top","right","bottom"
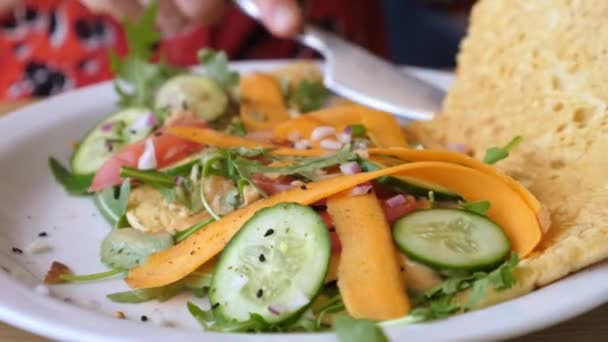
{"left": 0, "top": 0, "right": 472, "bottom": 100}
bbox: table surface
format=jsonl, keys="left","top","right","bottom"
{"left": 1, "top": 101, "right": 607, "bottom": 341}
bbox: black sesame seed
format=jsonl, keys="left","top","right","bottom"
{"left": 11, "top": 247, "right": 23, "bottom": 254}
{"left": 130, "top": 129, "right": 137, "bottom": 135}
{"left": 181, "top": 101, "right": 189, "bottom": 110}
{"left": 38, "top": 232, "right": 48, "bottom": 237}
{"left": 259, "top": 254, "right": 266, "bottom": 262}
{"left": 328, "top": 228, "right": 336, "bottom": 232}
{"left": 212, "top": 302, "right": 220, "bottom": 309}
{"left": 256, "top": 289, "right": 263, "bottom": 298}
{"left": 141, "top": 315, "right": 148, "bottom": 322}
{"left": 264, "top": 229, "right": 274, "bottom": 237}
{"left": 300, "top": 185, "right": 307, "bottom": 190}
{"left": 400, "top": 267, "right": 405, "bottom": 272}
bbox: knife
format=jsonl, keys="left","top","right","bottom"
{"left": 234, "top": 0, "right": 445, "bottom": 121}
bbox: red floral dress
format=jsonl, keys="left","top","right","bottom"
{"left": 0, "top": 0, "right": 387, "bottom": 99}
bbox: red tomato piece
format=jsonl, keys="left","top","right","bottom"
{"left": 381, "top": 195, "right": 418, "bottom": 224}
{"left": 89, "top": 120, "right": 207, "bottom": 192}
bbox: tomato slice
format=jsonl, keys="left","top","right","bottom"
{"left": 380, "top": 195, "right": 419, "bottom": 224}
{"left": 89, "top": 120, "right": 207, "bottom": 192}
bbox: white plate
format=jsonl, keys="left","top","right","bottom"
{"left": 0, "top": 61, "right": 606, "bottom": 342}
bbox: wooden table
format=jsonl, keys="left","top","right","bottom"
{"left": 1, "top": 101, "right": 607, "bottom": 341}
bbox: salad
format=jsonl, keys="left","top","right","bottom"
{"left": 47, "top": 3, "right": 548, "bottom": 341}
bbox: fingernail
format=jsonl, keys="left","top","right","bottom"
{"left": 270, "top": 6, "right": 297, "bottom": 36}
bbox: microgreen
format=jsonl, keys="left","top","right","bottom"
{"left": 198, "top": 49, "right": 239, "bottom": 91}
{"left": 483, "top": 136, "right": 523, "bottom": 164}
{"left": 461, "top": 200, "right": 491, "bottom": 215}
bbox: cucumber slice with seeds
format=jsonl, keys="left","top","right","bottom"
{"left": 156, "top": 75, "right": 228, "bottom": 121}
{"left": 392, "top": 209, "right": 510, "bottom": 272}
{"left": 209, "top": 202, "right": 331, "bottom": 324}
{"left": 71, "top": 107, "right": 154, "bottom": 175}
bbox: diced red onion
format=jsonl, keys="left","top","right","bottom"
{"left": 343, "top": 125, "right": 352, "bottom": 135}
{"left": 320, "top": 139, "right": 342, "bottom": 150}
{"left": 146, "top": 113, "right": 157, "bottom": 127}
{"left": 385, "top": 194, "right": 407, "bottom": 208}
{"left": 351, "top": 183, "right": 372, "bottom": 196}
{"left": 137, "top": 138, "right": 157, "bottom": 170}
{"left": 446, "top": 143, "right": 470, "bottom": 154}
{"left": 311, "top": 126, "right": 335, "bottom": 141}
{"left": 294, "top": 139, "right": 311, "bottom": 150}
{"left": 339, "top": 161, "right": 361, "bottom": 175}
{"left": 268, "top": 305, "right": 282, "bottom": 315}
{"left": 130, "top": 113, "right": 156, "bottom": 132}
{"left": 101, "top": 121, "right": 115, "bottom": 132}
{"left": 337, "top": 132, "right": 352, "bottom": 144}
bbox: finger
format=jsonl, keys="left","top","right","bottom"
{"left": 256, "top": 0, "right": 302, "bottom": 38}
{"left": 173, "top": 0, "right": 226, "bottom": 26}
{"left": 155, "top": 0, "right": 189, "bottom": 37}
{"left": 80, "top": 0, "right": 143, "bottom": 21}
{"left": 0, "top": 0, "right": 18, "bottom": 13}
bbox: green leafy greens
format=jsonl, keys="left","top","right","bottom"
{"left": 110, "top": 1, "right": 182, "bottom": 108}
{"left": 289, "top": 80, "right": 328, "bottom": 112}
{"left": 483, "top": 136, "right": 523, "bottom": 164}
{"left": 334, "top": 315, "right": 389, "bottom": 342}
{"left": 383, "top": 254, "right": 520, "bottom": 327}
{"left": 198, "top": 49, "right": 240, "bottom": 91}
{"left": 95, "top": 179, "right": 131, "bottom": 227}
{"left": 461, "top": 200, "right": 491, "bottom": 215}
{"left": 48, "top": 157, "right": 93, "bottom": 195}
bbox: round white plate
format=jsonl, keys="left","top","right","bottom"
{"left": 0, "top": 61, "right": 606, "bottom": 342}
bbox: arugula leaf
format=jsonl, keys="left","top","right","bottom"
{"left": 96, "top": 179, "right": 131, "bottom": 227}
{"left": 483, "top": 136, "right": 523, "bottom": 164}
{"left": 289, "top": 80, "right": 327, "bottom": 112}
{"left": 198, "top": 49, "right": 239, "bottom": 91}
{"left": 226, "top": 120, "right": 247, "bottom": 136}
{"left": 187, "top": 301, "right": 215, "bottom": 329}
{"left": 334, "top": 315, "right": 389, "bottom": 342}
{"left": 108, "top": 278, "right": 187, "bottom": 303}
{"left": 349, "top": 124, "right": 367, "bottom": 138}
{"left": 461, "top": 200, "right": 491, "bottom": 215}
{"left": 120, "top": 167, "right": 176, "bottom": 187}
{"left": 174, "top": 218, "right": 214, "bottom": 243}
{"left": 48, "top": 157, "right": 93, "bottom": 195}
{"left": 188, "top": 301, "right": 276, "bottom": 332}
{"left": 236, "top": 146, "right": 356, "bottom": 178}
{"left": 110, "top": 1, "right": 182, "bottom": 108}
{"left": 107, "top": 288, "right": 163, "bottom": 303}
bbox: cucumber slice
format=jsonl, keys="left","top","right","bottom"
{"left": 160, "top": 151, "right": 206, "bottom": 176}
{"left": 71, "top": 107, "right": 154, "bottom": 175}
{"left": 210, "top": 202, "right": 331, "bottom": 324}
{"left": 155, "top": 75, "right": 228, "bottom": 121}
{"left": 360, "top": 157, "right": 461, "bottom": 201}
{"left": 392, "top": 209, "right": 510, "bottom": 272}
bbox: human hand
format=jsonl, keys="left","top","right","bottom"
{"left": 80, "top": 0, "right": 302, "bottom": 37}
